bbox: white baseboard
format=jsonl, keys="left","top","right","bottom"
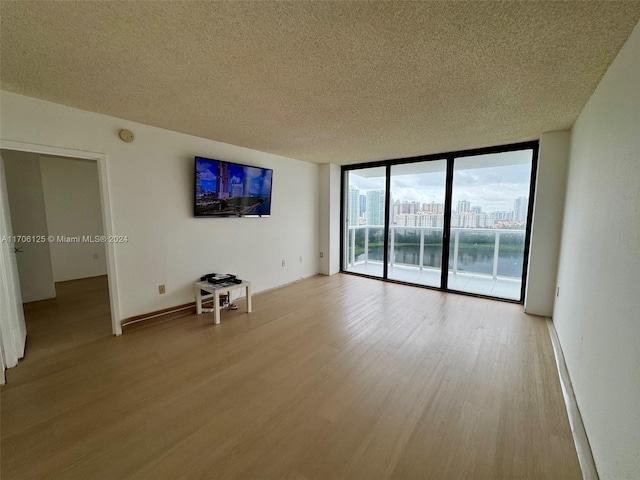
{"left": 546, "top": 318, "right": 599, "bottom": 480}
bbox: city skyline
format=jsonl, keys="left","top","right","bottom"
{"left": 348, "top": 183, "right": 529, "bottom": 229}
{"left": 196, "top": 158, "right": 272, "bottom": 199}
{"left": 349, "top": 185, "right": 529, "bottom": 214}
{"left": 349, "top": 170, "right": 530, "bottom": 212}
{"left": 347, "top": 161, "right": 532, "bottom": 214}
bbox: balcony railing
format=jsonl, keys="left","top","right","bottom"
{"left": 346, "top": 225, "right": 526, "bottom": 280}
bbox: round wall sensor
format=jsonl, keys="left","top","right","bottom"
{"left": 119, "top": 129, "right": 134, "bottom": 143}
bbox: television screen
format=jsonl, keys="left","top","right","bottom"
{"left": 194, "top": 156, "right": 273, "bottom": 217}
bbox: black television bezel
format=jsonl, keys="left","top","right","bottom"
{"left": 194, "top": 156, "right": 273, "bottom": 218}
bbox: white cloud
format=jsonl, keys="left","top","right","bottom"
{"left": 348, "top": 162, "right": 531, "bottom": 212}
{"left": 199, "top": 169, "right": 216, "bottom": 181}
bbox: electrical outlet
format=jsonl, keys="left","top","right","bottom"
{"left": 282, "top": 259, "right": 286, "bottom": 267}
{"left": 320, "top": 252, "right": 324, "bottom": 258}
{"left": 159, "top": 284, "right": 166, "bottom": 294}
{"left": 93, "top": 253, "right": 99, "bottom": 260}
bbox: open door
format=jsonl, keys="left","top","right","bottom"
{"left": 0, "top": 152, "right": 27, "bottom": 380}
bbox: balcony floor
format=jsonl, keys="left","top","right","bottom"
{"left": 346, "top": 262, "right": 522, "bottom": 300}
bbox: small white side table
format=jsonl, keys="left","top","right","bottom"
{"left": 195, "top": 280, "right": 252, "bottom": 325}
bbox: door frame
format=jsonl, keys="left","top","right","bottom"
{"left": 0, "top": 139, "right": 122, "bottom": 335}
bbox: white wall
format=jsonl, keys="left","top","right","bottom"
{"left": 524, "top": 131, "right": 570, "bottom": 316}
{"left": 0, "top": 92, "right": 320, "bottom": 320}
{"left": 40, "top": 156, "right": 107, "bottom": 282}
{"left": 553, "top": 22, "right": 640, "bottom": 480}
{"left": 319, "top": 163, "right": 341, "bottom": 275}
{"left": 1, "top": 150, "right": 56, "bottom": 302}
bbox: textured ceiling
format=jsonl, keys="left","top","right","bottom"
{"left": 1, "top": 1, "right": 639, "bottom": 165}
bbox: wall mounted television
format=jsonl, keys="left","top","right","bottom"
{"left": 194, "top": 156, "right": 273, "bottom": 217}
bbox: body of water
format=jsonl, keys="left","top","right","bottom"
{"left": 361, "top": 244, "right": 525, "bottom": 278}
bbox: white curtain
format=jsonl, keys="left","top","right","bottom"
{"left": 0, "top": 153, "right": 27, "bottom": 381}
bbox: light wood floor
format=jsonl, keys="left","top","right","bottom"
{"left": 1, "top": 274, "right": 581, "bottom": 479}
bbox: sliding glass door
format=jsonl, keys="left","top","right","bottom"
{"left": 344, "top": 167, "right": 387, "bottom": 278}
{"left": 388, "top": 160, "right": 447, "bottom": 287}
{"left": 448, "top": 150, "right": 533, "bottom": 300}
{"left": 341, "top": 142, "right": 536, "bottom": 302}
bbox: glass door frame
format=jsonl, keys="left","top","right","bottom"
{"left": 340, "top": 140, "right": 539, "bottom": 303}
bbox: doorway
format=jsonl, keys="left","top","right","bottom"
{"left": 0, "top": 142, "right": 121, "bottom": 382}
{"left": 3, "top": 152, "right": 109, "bottom": 292}
{"left": 1, "top": 149, "right": 115, "bottom": 349}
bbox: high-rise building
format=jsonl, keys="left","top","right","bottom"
{"left": 458, "top": 212, "right": 475, "bottom": 228}
{"left": 395, "top": 213, "right": 416, "bottom": 227}
{"left": 493, "top": 210, "right": 514, "bottom": 221}
{"left": 366, "top": 190, "right": 386, "bottom": 226}
{"left": 392, "top": 199, "right": 401, "bottom": 224}
{"left": 195, "top": 169, "right": 204, "bottom": 198}
{"left": 513, "top": 196, "right": 529, "bottom": 222}
{"left": 359, "top": 194, "right": 366, "bottom": 218}
{"left": 423, "top": 202, "right": 444, "bottom": 214}
{"left": 348, "top": 185, "right": 360, "bottom": 226}
{"left": 476, "top": 213, "right": 492, "bottom": 228}
{"left": 433, "top": 214, "right": 445, "bottom": 228}
{"left": 217, "top": 162, "right": 230, "bottom": 199}
{"left": 231, "top": 183, "right": 243, "bottom": 197}
{"left": 457, "top": 200, "right": 471, "bottom": 213}
{"left": 471, "top": 206, "right": 482, "bottom": 214}
{"left": 397, "top": 200, "right": 421, "bottom": 215}
{"left": 243, "top": 177, "right": 251, "bottom": 197}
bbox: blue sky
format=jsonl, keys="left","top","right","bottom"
{"left": 197, "top": 158, "right": 272, "bottom": 197}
